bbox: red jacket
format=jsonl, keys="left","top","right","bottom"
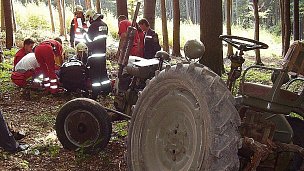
{"left": 14, "top": 48, "right": 26, "bottom": 68}
{"left": 118, "top": 20, "right": 138, "bottom": 56}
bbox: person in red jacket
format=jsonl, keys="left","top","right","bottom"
{"left": 69, "top": 5, "right": 88, "bottom": 47}
{"left": 34, "top": 39, "right": 63, "bottom": 94}
{"left": 13, "top": 38, "right": 35, "bottom": 69}
{"left": 117, "top": 15, "right": 138, "bottom": 57}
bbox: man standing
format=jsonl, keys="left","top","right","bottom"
{"left": 138, "top": 18, "right": 161, "bottom": 59}
{"left": 117, "top": 15, "right": 138, "bottom": 57}
{"left": 82, "top": 9, "right": 112, "bottom": 99}
{"left": 13, "top": 38, "right": 35, "bottom": 68}
{"left": 69, "top": 5, "right": 87, "bottom": 47}
{"left": 34, "top": 39, "right": 63, "bottom": 94}
{"left": 83, "top": 9, "right": 108, "bottom": 54}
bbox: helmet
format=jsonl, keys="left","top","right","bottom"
{"left": 76, "top": 42, "right": 88, "bottom": 61}
{"left": 184, "top": 39, "right": 205, "bottom": 60}
{"left": 155, "top": 51, "right": 170, "bottom": 61}
{"left": 75, "top": 5, "right": 83, "bottom": 12}
{"left": 76, "top": 42, "right": 88, "bottom": 53}
{"left": 64, "top": 47, "right": 76, "bottom": 59}
{"left": 85, "top": 9, "right": 103, "bottom": 21}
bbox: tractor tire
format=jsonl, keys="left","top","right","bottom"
{"left": 55, "top": 98, "right": 112, "bottom": 153}
{"left": 127, "top": 63, "right": 241, "bottom": 171}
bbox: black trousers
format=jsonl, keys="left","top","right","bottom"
{"left": 0, "top": 110, "right": 18, "bottom": 153}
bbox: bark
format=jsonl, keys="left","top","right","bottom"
{"left": 253, "top": 0, "right": 262, "bottom": 65}
{"left": 280, "top": 0, "right": 285, "bottom": 56}
{"left": 161, "top": 0, "right": 169, "bottom": 52}
{"left": 200, "top": 0, "right": 223, "bottom": 76}
{"left": 48, "top": 0, "right": 55, "bottom": 33}
{"left": 57, "top": 0, "right": 64, "bottom": 36}
{"left": 11, "top": 0, "right": 16, "bottom": 32}
{"left": 3, "top": 0, "right": 13, "bottom": 49}
{"left": 144, "top": 0, "right": 156, "bottom": 29}
{"left": 226, "top": 0, "right": 233, "bottom": 56}
{"left": 1, "top": 0, "right": 5, "bottom": 31}
{"left": 85, "top": 0, "right": 91, "bottom": 9}
{"left": 96, "top": 0, "right": 101, "bottom": 14}
{"left": 283, "top": 0, "right": 291, "bottom": 56}
{"left": 294, "top": 0, "right": 299, "bottom": 40}
{"left": 172, "top": 0, "right": 181, "bottom": 57}
{"left": 116, "top": 0, "right": 128, "bottom": 18}
{"left": 62, "top": 0, "right": 67, "bottom": 40}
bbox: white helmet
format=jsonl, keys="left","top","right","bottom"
{"left": 85, "top": 9, "right": 103, "bottom": 21}
{"left": 64, "top": 47, "right": 76, "bottom": 59}
{"left": 76, "top": 42, "right": 88, "bottom": 53}
{"left": 76, "top": 42, "right": 88, "bottom": 61}
{"left": 75, "top": 5, "right": 83, "bottom": 13}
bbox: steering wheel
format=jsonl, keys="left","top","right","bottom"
{"left": 219, "top": 35, "right": 269, "bottom": 52}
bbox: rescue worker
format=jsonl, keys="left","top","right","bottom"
{"left": 34, "top": 39, "right": 63, "bottom": 94}
{"left": 13, "top": 38, "right": 35, "bottom": 69}
{"left": 11, "top": 53, "right": 41, "bottom": 87}
{"left": 82, "top": 9, "right": 107, "bottom": 54}
{"left": 138, "top": 18, "right": 161, "bottom": 59}
{"left": 81, "top": 9, "right": 111, "bottom": 99}
{"left": 75, "top": 42, "right": 88, "bottom": 64}
{"left": 59, "top": 55, "right": 87, "bottom": 93}
{"left": 70, "top": 5, "right": 87, "bottom": 47}
{"left": 117, "top": 15, "right": 138, "bottom": 57}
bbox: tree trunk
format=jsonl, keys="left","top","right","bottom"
{"left": 116, "top": 0, "right": 128, "bottom": 18}
{"left": 3, "top": 0, "right": 13, "bottom": 49}
{"left": 283, "top": 0, "right": 291, "bottom": 56}
{"left": 294, "top": 0, "right": 299, "bottom": 40}
{"left": 1, "top": 0, "right": 5, "bottom": 31}
{"left": 57, "top": 0, "right": 64, "bottom": 36}
{"left": 11, "top": 0, "right": 16, "bottom": 32}
{"left": 144, "top": 0, "right": 156, "bottom": 29}
{"left": 172, "top": 0, "right": 181, "bottom": 57}
{"left": 280, "top": 0, "right": 285, "bottom": 56}
{"left": 200, "top": 0, "right": 223, "bottom": 76}
{"left": 48, "top": 0, "right": 55, "bottom": 33}
{"left": 226, "top": 0, "right": 233, "bottom": 56}
{"left": 96, "top": 0, "right": 101, "bottom": 13}
{"left": 85, "top": 0, "right": 91, "bottom": 9}
{"left": 253, "top": 0, "right": 262, "bottom": 65}
{"left": 161, "top": 0, "right": 169, "bottom": 52}
{"left": 62, "top": 0, "right": 67, "bottom": 40}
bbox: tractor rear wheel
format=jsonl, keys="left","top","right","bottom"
{"left": 55, "top": 98, "right": 112, "bottom": 153}
{"left": 127, "top": 63, "right": 241, "bottom": 171}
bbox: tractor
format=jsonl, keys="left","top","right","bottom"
{"left": 55, "top": 35, "right": 304, "bottom": 170}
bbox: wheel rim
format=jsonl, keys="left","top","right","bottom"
{"left": 135, "top": 89, "right": 205, "bottom": 170}
{"left": 64, "top": 109, "right": 101, "bottom": 147}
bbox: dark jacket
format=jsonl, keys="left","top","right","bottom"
{"left": 143, "top": 28, "right": 161, "bottom": 59}
{"left": 85, "top": 17, "right": 108, "bottom": 54}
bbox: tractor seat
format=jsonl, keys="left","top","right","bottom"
{"left": 242, "top": 82, "right": 299, "bottom": 102}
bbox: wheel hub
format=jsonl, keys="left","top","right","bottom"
{"left": 165, "top": 123, "right": 187, "bottom": 162}
{"left": 64, "top": 110, "right": 101, "bottom": 147}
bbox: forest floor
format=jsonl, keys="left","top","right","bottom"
{"left": 0, "top": 50, "right": 284, "bottom": 171}
{"left": 0, "top": 88, "right": 128, "bottom": 171}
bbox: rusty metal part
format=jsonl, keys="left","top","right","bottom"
{"left": 275, "top": 142, "right": 304, "bottom": 158}
{"left": 242, "top": 137, "right": 271, "bottom": 171}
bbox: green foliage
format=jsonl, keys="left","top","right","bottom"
{"left": 113, "top": 121, "right": 128, "bottom": 137}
